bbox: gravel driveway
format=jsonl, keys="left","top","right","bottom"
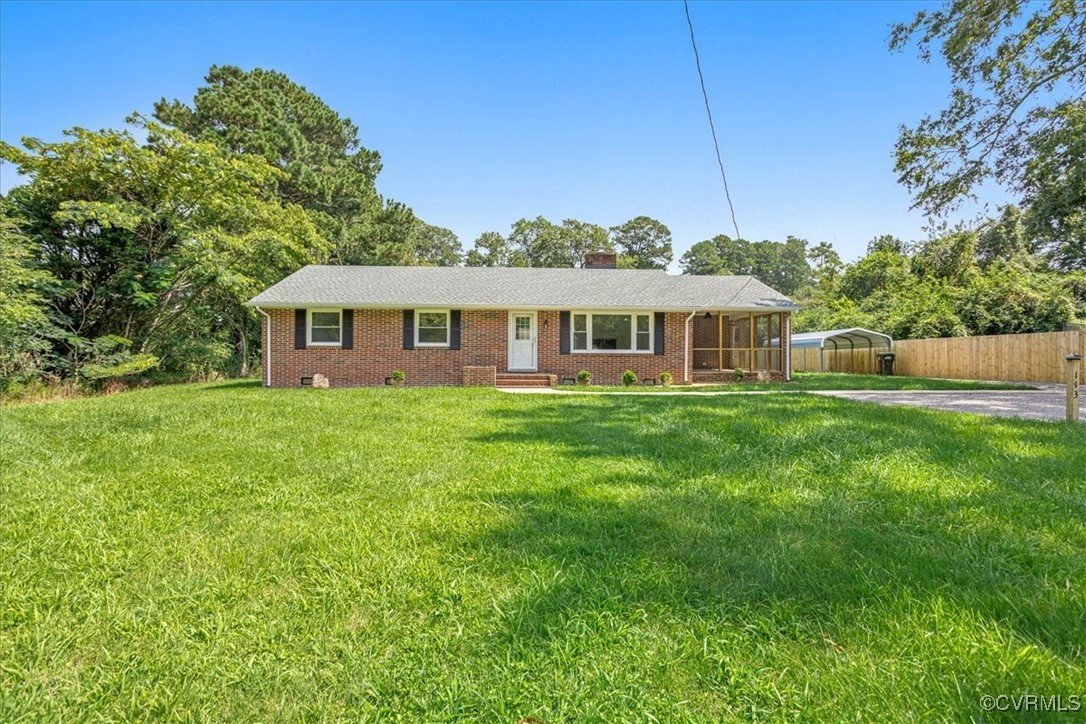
{"left": 814, "top": 388, "right": 1080, "bottom": 423}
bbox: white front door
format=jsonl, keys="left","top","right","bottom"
{"left": 508, "top": 311, "right": 537, "bottom": 371}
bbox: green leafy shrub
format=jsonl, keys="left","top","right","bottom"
{"left": 66, "top": 335, "right": 158, "bottom": 382}
{"left": 660, "top": 371, "right": 673, "bottom": 386}
{"left": 733, "top": 367, "right": 745, "bottom": 382}
{"left": 621, "top": 370, "right": 637, "bottom": 387}
{"left": 576, "top": 370, "right": 592, "bottom": 386}
{"left": 390, "top": 370, "right": 405, "bottom": 387}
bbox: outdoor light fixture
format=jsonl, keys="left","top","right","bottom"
{"left": 704, "top": 311, "right": 712, "bottom": 319}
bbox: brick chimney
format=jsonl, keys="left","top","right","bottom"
{"left": 584, "top": 250, "right": 618, "bottom": 269}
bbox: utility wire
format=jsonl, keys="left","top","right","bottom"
{"left": 683, "top": 0, "right": 741, "bottom": 241}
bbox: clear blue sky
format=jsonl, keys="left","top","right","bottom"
{"left": 1, "top": 0, "right": 997, "bottom": 268}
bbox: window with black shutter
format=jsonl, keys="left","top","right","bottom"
{"left": 403, "top": 309, "right": 415, "bottom": 350}
{"left": 449, "top": 310, "right": 462, "bottom": 350}
{"left": 294, "top": 309, "right": 306, "bottom": 349}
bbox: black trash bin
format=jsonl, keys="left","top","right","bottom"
{"left": 876, "top": 352, "right": 896, "bottom": 376}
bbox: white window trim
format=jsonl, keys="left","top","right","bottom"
{"left": 415, "top": 308, "right": 451, "bottom": 348}
{"left": 571, "top": 311, "right": 654, "bottom": 354}
{"left": 307, "top": 308, "right": 342, "bottom": 347}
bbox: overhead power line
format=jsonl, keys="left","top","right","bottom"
{"left": 683, "top": 0, "right": 742, "bottom": 241}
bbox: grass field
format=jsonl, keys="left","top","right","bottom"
{"left": 2, "top": 382, "right": 1084, "bottom": 720}
{"left": 556, "top": 371, "right": 1037, "bottom": 393}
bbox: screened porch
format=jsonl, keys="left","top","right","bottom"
{"left": 691, "top": 311, "right": 787, "bottom": 373}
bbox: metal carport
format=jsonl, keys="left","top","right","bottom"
{"left": 790, "top": 328, "right": 893, "bottom": 373}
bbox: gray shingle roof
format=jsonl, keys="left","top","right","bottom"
{"left": 247, "top": 265, "right": 800, "bottom": 312}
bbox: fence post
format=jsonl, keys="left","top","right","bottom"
{"left": 1067, "top": 354, "right": 1082, "bottom": 423}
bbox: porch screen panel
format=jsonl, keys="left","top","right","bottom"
{"left": 731, "top": 316, "right": 751, "bottom": 370}
{"left": 755, "top": 315, "right": 770, "bottom": 370}
{"left": 767, "top": 313, "right": 782, "bottom": 371}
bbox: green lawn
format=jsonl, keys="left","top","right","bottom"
{"left": 2, "top": 382, "right": 1084, "bottom": 720}
{"left": 558, "top": 371, "right": 1037, "bottom": 393}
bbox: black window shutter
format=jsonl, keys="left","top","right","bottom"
{"left": 403, "top": 309, "right": 415, "bottom": 350}
{"left": 294, "top": 309, "right": 307, "bottom": 349}
{"left": 449, "top": 310, "right": 462, "bottom": 350}
{"left": 341, "top": 309, "right": 354, "bottom": 350}
{"left": 559, "top": 311, "right": 571, "bottom": 355}
{"left": 654, "top": 312, "right": 665, "bottom": 356}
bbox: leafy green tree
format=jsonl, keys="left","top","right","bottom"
{"left": 681, "top": 234, "right": 810, "bottom": 295}
{"left": 911, "top": 229, "right": 978, "bottom": 283}
{"left": 1020, "top": 99, "right": 1086, "bottom": 270}
{"left": 977, "top": 205, "right": 1034, "bottom": 265}
{"left": 333, "top": 201, "right": 416, "bottom": 266}
{"left": 1065, "top": 270, "right": 1086, "bottom": 321}
{"left": 793, "top": 297, "right": 874, "bottom": 333}
{"left": 811, "top": 225, "right": 1079, "bottom": 339}
{"left": 680, "top": 235, "right": 751, "bottom": 276}
{"left": 0, "top": 200, "right": 57, "bottom": 384}
{"left": 959, "top": 260, "right": 1077, "bottom": 334}
{"left": 839, "top": 248, "right": 912, "bottom": 301}
{"left": 714, "top": 235, "right": 752, "bottom": 276}
{"left": 679, "top": 239, "right": 726, "bottom": 275}
{"left": 1, "top": 115, "right": 324, "bottom": 376}
{"left": 560, "top": 219, "right": 612, "bottom": 268}
{"left": 807, "top": 241, "right": 843, "bottom": 281}
{"left": 880, "top": 280, "right": 968, "bottom": 339}
{"left": 504, "top": 217, "right": 610, "bottom": 268}
{"left": 155, "top": 65, "right": 414, "bottom": 265}
{"left": 465, "top": 231, "right": 524, "bottom": 267}
{"left": 867, "top": 235, "right": 909, "bottom": 256}
{"left": 408, "top": 221, "right": 463, "bottom": 266}
{"left": 609, "top": 216, "right": 673, "bottom": 269}
{"left": 507, "top": 217, "right": 567, "bottom": 267}
{"left": 890, "top": 0, "right": 1085, "bottom": 238}
{"left": 754, "top": 236, "right": 811, "bottom": 296}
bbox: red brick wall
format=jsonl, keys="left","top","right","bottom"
{"left": 535, "top": 310, "right": 688, "bottom": 385}
{"left": 463, "top": 366, "right": 497, "bottom": 386}
{"left": 261, "top": 308, "right": 695, "bottom": 387}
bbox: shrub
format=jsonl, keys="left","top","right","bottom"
{"left": 660, "top": 371, "right": 673, "bottom": 386}
{"left": 576, "top": 369, "right": 592, "bottom": 386}
{"left": 99, "top": 379, "right": 132, "bottom": 396}
{"left": 733, "top": 367, "right": 745, "bottom": 382}
{"left": 0, "top": 378, "right": 86, "bottom": 404}
{"left": 391, "top": 370, "right": 405, "bottom": 387}
{"left": 621, "top": 370, "right": 637, "bottom": 387}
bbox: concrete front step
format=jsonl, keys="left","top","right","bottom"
{"left": 496, "top": 373, "right": 553, "bottom": 388}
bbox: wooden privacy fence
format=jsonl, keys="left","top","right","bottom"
{"left": 791, "top": 330, "right": 1085, "bottom": 383}
{"left": 791, "top": 347, "right": 879, "bottom": 374}
{"left": 891, "top": 330, "right": 1084, "bottom": 383}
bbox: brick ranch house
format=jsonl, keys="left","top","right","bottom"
{"left": 247, "top": 251, "right": 800, "bottom": 388}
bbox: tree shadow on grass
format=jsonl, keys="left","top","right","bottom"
{"left": 457, "top": 394, "right": 1086, "bottom": 667}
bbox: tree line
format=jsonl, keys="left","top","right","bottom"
{"left": 1, "top": 67, "right": 416, "bottom": 388}
{"left": 0, "top": 63, "right": 675, "bottom": 390}
{"left": 1, "top": 0, "right": 1083, "bottom": 392}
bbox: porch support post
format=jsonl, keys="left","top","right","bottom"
{"left": 783, "top": 312, "right": 791, "bottom": 380}
{"left": 778, "top": 312, "right": 784, "bottom": 372}
{"left": 717, "top": 311, "right": 723, "bottom": 371}
{"left": 683, "top": 310, "right": 697, "bottom": 383}
{"left": 748, "top": 312, "right": 755, "bottom": 371}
